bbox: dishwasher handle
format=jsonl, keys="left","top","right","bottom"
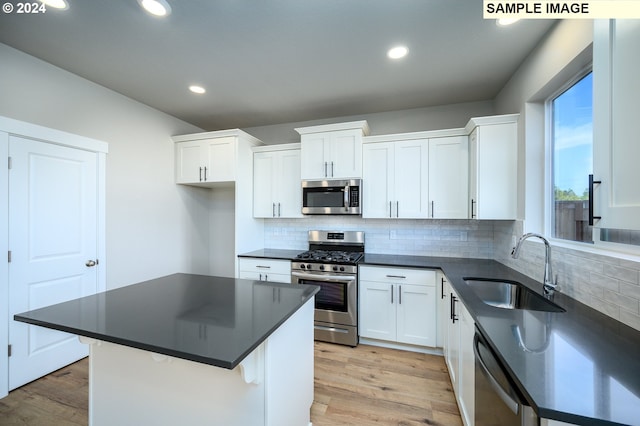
{"left": 474, "top": 332, "right": 520, "bottom": 414}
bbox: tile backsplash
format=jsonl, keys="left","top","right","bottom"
{"left": 494, "top": 221, "right": 640, "bottom": 332}
{"left": 264, "top": 218, "right": 495, "bottom": 258}
{"left": 264, "top": 217, "right": 640, "bottom": 332}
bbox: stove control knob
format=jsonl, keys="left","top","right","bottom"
{"left": 306, "top": 264, "right": 312, "bottom": 270}
{"left": 332, "top": 266, "right": 338, "bottom": 271}
{"left": 319, "top": 265, "right": 325, "bottom": 271}
{"left": 300, "top": 264, "right": 306, "bottom": 269}
{"left": 340, "top": 266, "right": 345, "bottom": 272}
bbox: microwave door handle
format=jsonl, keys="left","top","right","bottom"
{"left": 344, "top": 185, "right": 350, "bottom": 210}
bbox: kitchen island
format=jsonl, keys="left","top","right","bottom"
{"left": 14, "top": 273, "right": 319, "bottom": 426}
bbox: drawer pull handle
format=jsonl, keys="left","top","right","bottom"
{"left": 256, "top": 265, "right": 271, "bottom": 269}
{"left": 386, "top": 274, "right": 406, "bottom": 279}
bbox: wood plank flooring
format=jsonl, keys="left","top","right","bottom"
{"left": 0, "top": 342, "right": 462, "bottom": 425}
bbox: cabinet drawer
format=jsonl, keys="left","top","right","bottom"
{"left": 238, "top": 258, "right": 291, "bottom": 275}
{"left": 359, "top": 265, "right": 436, "bottom": 286}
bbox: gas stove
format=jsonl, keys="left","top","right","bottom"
{"left": 295, "top": 249, "right": 363, "bottom": 264}
{"left": 292, "top": 231, "right": 364, "bottom": 273}
{"left": 291, "top": 231, "right": 364, "bottom": 346}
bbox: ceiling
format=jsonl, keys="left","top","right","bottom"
{"left": 0, "top": 1, "right": 555, "bottom": 131}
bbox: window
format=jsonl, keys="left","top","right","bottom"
{"left": 550, "top": 71, "right": 593, "bottom": 243}
{"left": 548, "top": 71, "right": 640, "bottom": 248}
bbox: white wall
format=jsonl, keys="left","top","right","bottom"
{"left": 0, "top": 43, "right": 211, "bottom": 289}
{"left": 243, "top": 100, "right": 495, "bottom": 145}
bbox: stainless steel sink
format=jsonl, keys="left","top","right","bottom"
{"left": 463, "top": 278, "right": 565, "bottom": 312}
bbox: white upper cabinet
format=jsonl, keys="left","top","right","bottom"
{"left": 173, "top": 131, "right": 263, "bottom": 187}
{"left": 428, "top": 136, "right": 469, "bottom": 219}
{"left": 363, "top": 130, "right": 470, "bottom": 219}
{"left": 296, "top": 121, "right": 369, "bottom": 180}
{"left": 175, "top": 136, "right": 237, "bottom": 184}
{"left": 466, "top": 114, "right": 518, "bottom": 220}
{"left": 253, "top": 145, "right": 302, "bottom": 218}
{"left": 363, "top": 138, "right": 429, "bottom": 218}
{"left": 593, "top": 19, "right": 640, "bottom": 230}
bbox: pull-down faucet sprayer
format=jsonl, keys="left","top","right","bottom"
{"left": 511, "top": 233, "right": 558, "bottom": 297}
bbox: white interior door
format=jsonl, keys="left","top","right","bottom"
{"left": 8, "top": 136, "right": 98, "bottom": 390}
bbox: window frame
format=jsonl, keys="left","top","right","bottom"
{"left": 543, "top": 65, "right": 640, "bottom": 257}
{"left": 544, "top": 65, "right": 593, "bottom": 245}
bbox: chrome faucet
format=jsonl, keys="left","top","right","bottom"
{"left": 511, "top": 233, "right": 558, "bottom": 296}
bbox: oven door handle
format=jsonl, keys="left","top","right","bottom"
{"left": 291, "top": 271, "right": 356, "bottom": 282}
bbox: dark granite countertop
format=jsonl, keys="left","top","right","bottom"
{"left": 240, "top": 250, "right": 640, "bottom": 426}
{"left": 14, "top": 273, "right": 319, "bottom": 370}
{"left": 238, "top": 248, "right": 304, "bottom": 261}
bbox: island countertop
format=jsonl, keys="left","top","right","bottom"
{"left": 14, "top": 273, "right": 319, "bottom": 369}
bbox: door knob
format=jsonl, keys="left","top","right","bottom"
{"left": 85, "top": 260, "right": 97, "bottom": 267}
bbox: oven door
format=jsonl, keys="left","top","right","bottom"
{"left": 290, "top": 271, "right": 357, "bottom": 327}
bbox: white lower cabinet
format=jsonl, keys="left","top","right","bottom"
{"left": 359, "top": 266, "right": 437, "bottom": 347}
{"left": 238, "top": 258, "right": 291, "bottom": 284}
{"left": 444, "top": 284, "right": 475, "bottom": 426}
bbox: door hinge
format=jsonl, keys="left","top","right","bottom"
{"left": 8, "top": 344, "right": 11, "bottom": 357}
{"left": 7, "top": 250, "right": 11, "bottom": 263}
{"left": 8, "top": 156, "right": 12, "bottom": 170}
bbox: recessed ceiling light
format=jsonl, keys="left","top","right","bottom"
{"left": 387, "top": 46, "right": 408, "bottom": 60}
{"left": 138, "top": 0, "right": 171, "bottom": 17}
{"left": 189, "top": 85, "right": 206, "bottom": 94}
{"left": 38, "top": 0, "right": 68, "bottom": 9}
{"left": 496, "top": 18, "right": 520, "bottom": 26}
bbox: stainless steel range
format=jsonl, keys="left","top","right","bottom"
{"left": 291, "top": 230, "right": 364, "bottom": 346}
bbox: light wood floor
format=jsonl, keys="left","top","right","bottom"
{"left": 0, "top": 342, "right": 462, "bottom": 426}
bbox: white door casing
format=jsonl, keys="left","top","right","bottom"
{"left": 8, "top": 136, "right": 99, "bottom": 390}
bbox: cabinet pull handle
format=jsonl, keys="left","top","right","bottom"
{"left": 391, "top": 284, "right": 394, "bottom": 304}
{"left": 203, "top": 167, "right": 208, "bottom": 181}
{"left": 324, "top": 162, "right": 328, "bottom": 177}
{"left": 588, "top": 174, "right": 602, "bottom": 226}
{"left": 396, "top": 201, "right": 399, "bottom": 218}
{"left": 389, "top": 201, "right": 392, "bottom": 218}
{"left": 259, "top": 273, "right": 262, "bottom": 281}
{"left": 386, "top": 274, "right": 406, "bottom": 279}
{"left": 272, "top": 203, "right": 276, "bottom": 217}
{"left": 265, "top": 274, "right": 268, "bottom": 281}
{"left": 199, "top": 167, "right": 203, "bottom": 182}
{"left": 471, "top": 199, "right": 476, "bottom": 218}
{"left": 431, "top": 201, "right": 435, "bottom": 218}
{"left": 278, "top": 202, "right": 281, "bottom": 217}
{"left": 399, "top": 285, "right": 402, "bottom": 304}
{"left": 451, "top": 294, "right": 458, "bottom": 323}
{"left": 331, "top": 161, "right": 334, "bottom": 177}
{"left": 441, "top": 277, "right": 446, "bottom": 299}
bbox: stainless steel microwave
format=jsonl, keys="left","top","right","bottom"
{"left": 301, "top": 179, "right": 361, "bottom": 215}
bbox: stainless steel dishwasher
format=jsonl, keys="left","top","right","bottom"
{"left": 474, "top": 328, "right": 538, "bottom": 426}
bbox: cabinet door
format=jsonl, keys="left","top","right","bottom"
{"left": 205, "top": 137, "right": 236, "bottom": 182}
{"left": 469, "top": 129, "right": 478, "bottom": 219}
{"left": 436, "top": 272, "right": 448, "bottom": 348}
{"left": 593, "top": 19, "right": 640, "bottom": 230}
{"left": 429, "top": 136, "right": 469, "bottom": 219}
{"left": 276, "top": 150, "right": 302, "bottom": 218}
{"left": 328, "top": 130, "right": 362, "bottom": 179}
{"left": 445, "top": 288, "right": 460, "bottom": 389}
{"left": 362, "top": 142, "right": 394, "bottom": 218}
{"left": 458, "top": 302, "right": 475, "bottom": 426}
{"left": 253, "top": 152, "right": 276, "bottom": 218}
{"left": 175, "top": 140, "right": 204, "bottom": 183}
{"left": 396, "top": 284, "right": 436, "bottom": 347}
{"left": 473, "top": 123, "right": 517, "bottom": 219}
{"left": 300, "top": 134, "right": 329, "bottom": 180}
{"left": 359, "top": 280, "right": 396, "bottom": 341}
{"left": 395, "top": 139, "right": 429, "bottom": 218}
